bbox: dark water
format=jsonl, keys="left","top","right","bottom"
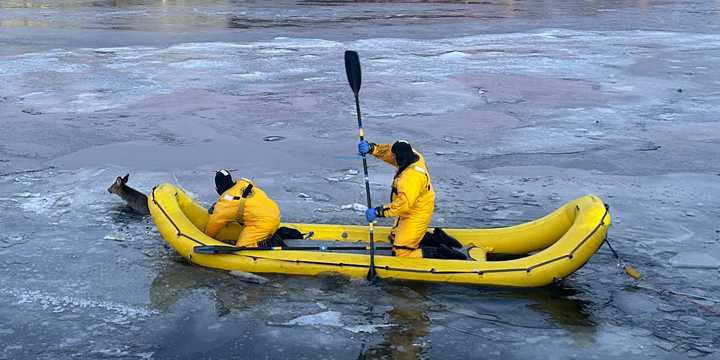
{"left": 1, "top": 1, "right": 719, "bottom": 359}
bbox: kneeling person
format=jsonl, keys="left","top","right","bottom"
{"left": 205, "top": 170, "right": 282, "bottom": 248}
{"left": 359, "top": 140, "right": 465, "bottom": 260}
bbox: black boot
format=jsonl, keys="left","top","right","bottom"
{"left": 274, "top": 226, "right": 304, "bottom": 240}
{"left": 422, "top": 244, "right": 467, "bottom": 260}
{"left": 257, "top": 234, "right": 287, "bottom": 249}
{"left": 432, "top": 228, "right": 463, "bottom": 248}
{"left": 419, "top": 228, "right": 463, "bottom": 249}
{"left": 419, "top": 232, "right": 435, "bottom": 248}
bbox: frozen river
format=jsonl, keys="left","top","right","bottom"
{"left": 1, "top": 1, "right": 719, "bottom": 359}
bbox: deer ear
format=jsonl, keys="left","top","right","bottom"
{"left": 115, "top": 177, "right": 123, "bottom": 185}
{"left": 122, "top": 174, "right": 129, "bottom": 183}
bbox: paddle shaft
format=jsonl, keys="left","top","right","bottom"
{"left": 345, "top": 50, "right": 377, "bottom": 281}
{"left": 355, "top": 94, "right": 378, "bottom": 278}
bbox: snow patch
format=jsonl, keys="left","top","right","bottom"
{"left": 169, "top": 59, "right": 233, "bottom": 69}
{"left": 438, "top": 51, "right": 468, "bottom": 60}
{"left": 281, "top": 311, "right": 392, "bottom": 334}
{"left": 2, "top": 287, "right": 158, "bottom": 319}
{"left": 343, "top": 324, "right": 394, "bottom": 334}
{"left": 229, "top": 271, "right": 270, "bottom": 284}
{"left": 341, "top": 203, "right": 368, "bottom": 212}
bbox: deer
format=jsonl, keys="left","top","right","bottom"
{"left": 107, "top": 174, "right": 150, "bottom": 215}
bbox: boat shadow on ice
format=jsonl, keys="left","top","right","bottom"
{"left": 148, "top": 258, "right": 599, "bottom": 354}
{"left": 149, "top": 258, "right": 277, "bottom": 316}
{"left": 147, "top": 260, "right": 436, "bottom": 357}
{"left": 419, "top": 281, "right": 597, "bottom": 337}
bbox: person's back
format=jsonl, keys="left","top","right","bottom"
{"left": 205, "top": 170, "right": 281, "bottom": 247}
{"left": 369, "top": 142, "right": 435, "bottom": 257}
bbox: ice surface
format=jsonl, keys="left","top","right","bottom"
{"left": 2, "top": 287, "right": 157, "bottom": 319}
{"left": 341, "top": 203, "right": 368, "bottom": 212}
{"left": 2, "top": 1, "right": 720, "bottom": 359}
{"left": 283, "top": 311, "right": 343, "bottom": 327}
{"left": 343, "top": 324, "right": 394, "bottom": 334}
{"left": 229, "top": 271, "right": 270, "bottom": 284}
{"left": 669, "top": 252, "right": 720, "bottom": 269}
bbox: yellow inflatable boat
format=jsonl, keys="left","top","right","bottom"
{"left": 148, "top": 183, "right": 611, "bottom": 287}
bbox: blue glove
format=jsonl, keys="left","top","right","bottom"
{"left": 358, "top": 140, "right": 372, "bottom": 156}
{"left": 365, "top": 207, "right": 377, "bottom": 222}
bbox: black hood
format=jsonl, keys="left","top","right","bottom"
{"left": 215, "top": 169, "right": 235, "bottom": 195}
{"left": 392, "top": 141, "right": 419, "bottom": 170}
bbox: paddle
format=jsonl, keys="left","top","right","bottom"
{"left": 605, "top": 237, "right": 641, "bottom": 280}
{"left": 194, "top": 244, "right": 394, "bottom": 255}
{"left": 344, "top": 50, "right": 378, "bottom": 282}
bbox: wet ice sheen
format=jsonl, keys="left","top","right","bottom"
{"left": 2, "top": 1, "right": 720, "bottom": 359}
{"left": 2, "top": 30, "right": 720, "bottom": 115}
{"left": 2, "top": 287, "right": 158, "bottom": 319}
{"left": 669, "top": 252, "right": 720, "bottom": 269}
{"left": 283, "top": 310, "right": 343, "bottom": 327}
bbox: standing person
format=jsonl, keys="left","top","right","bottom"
{"left": 205, "top": 170, "right": 283, "bottom": 248}
{"left": 358, "top": 140, "right": 465, "bottom": 259}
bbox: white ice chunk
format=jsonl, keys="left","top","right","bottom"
{"left": 283, "top": 311, "right": 343, "bottom": 327}
{"left": 343, "top": 324, "right": 393, "bottom": 334}
{"left": 103, "top": 234, "right": 126, "bottom": 242}
{"left": 229, "top": 271, "right": 269, "bottom": 284}
{"left": 341, "top": 203, "right": 368, "bottom": 212}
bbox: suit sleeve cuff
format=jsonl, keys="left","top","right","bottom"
{"left": 375, "top": 206, "right": 387, "bottom": 218}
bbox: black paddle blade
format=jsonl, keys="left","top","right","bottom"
{"left": 344, "top": 50, "right": 362, "bottom": 95}
{"left": 193, "top": 245, "right": 241, "bottom": 255}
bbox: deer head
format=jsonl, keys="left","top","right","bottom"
{"left": 108, "top": 174, "right": 129, "bottom": 194}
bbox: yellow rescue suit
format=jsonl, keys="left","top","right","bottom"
{"left": 205, "top": 179, "right": 281, "bottom": 247}
{"left": 371, "top": 144, "right": 435, "bottom": 258}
